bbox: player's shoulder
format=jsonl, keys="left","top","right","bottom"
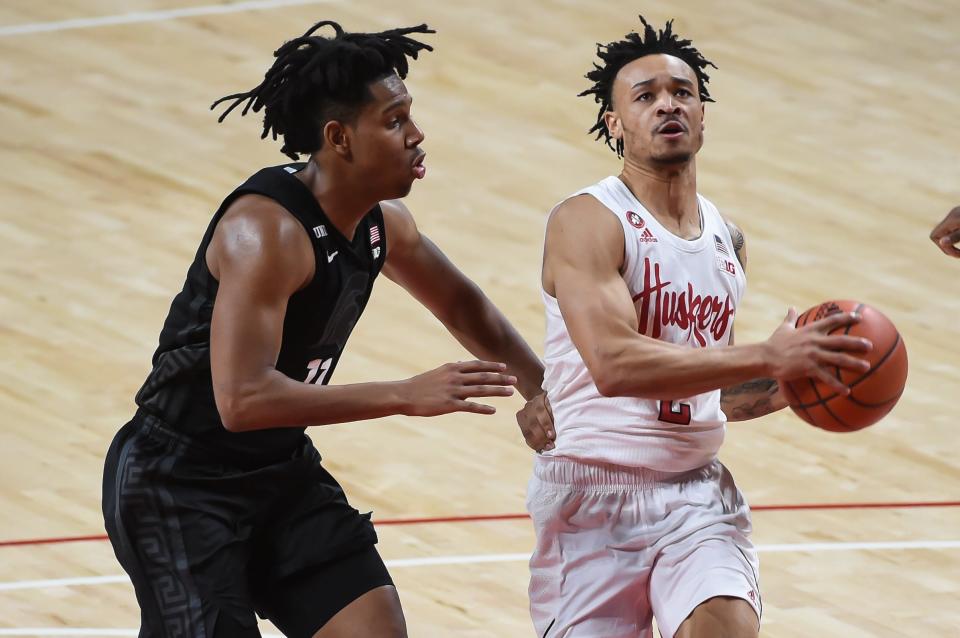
{"left": 548, "top": 192, "right": 620, "bottom": 233}
{"left": 722, "top": 216, "right": 744, "bottom": 243}
{"left": 220, "top": 193, "right": 305, "bottom": 243}
{"left": 379, "top": 198, "right": 413, "bottom": 225}
{"left": 212, "top": 194, "right": 313, "bottom": 284}
{"left": 545, "top": 193, "right": 624, "bottom": 269}
{"left": 379, "top": 199, "right": 417, "bottom": 241}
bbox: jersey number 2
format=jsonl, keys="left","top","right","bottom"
{"left": 658, "top": 400, "right": 692, "bottom": 425}
{"left": 305, "top": 358, "right": 333, "bottom": 385}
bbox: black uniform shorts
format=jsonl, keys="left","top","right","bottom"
{"left": 102, "top": 411, "right": 391, "bottom": 638}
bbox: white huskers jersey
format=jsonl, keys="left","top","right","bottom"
{"left": 541, "top": 176, "right": 747, "bottom": 471}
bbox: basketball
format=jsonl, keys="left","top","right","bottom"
{"left": 782, "top": 300, "right": 908, "bottom": 432}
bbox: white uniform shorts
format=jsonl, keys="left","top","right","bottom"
{"left": 527, "top": 456, "right": 761, "bottom": 638}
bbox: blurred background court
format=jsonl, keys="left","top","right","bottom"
{"left": 1, "top": 0, "right": 958, "bottom": 635}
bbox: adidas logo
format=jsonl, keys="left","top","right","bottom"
{"left": 639, "top": 228, "right": 658, "bottom": 243}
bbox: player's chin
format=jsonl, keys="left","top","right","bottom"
{"left": 392, "top": 178, "right": 416, "bottom": 198}
{"left": 651, "top": 150, "right": 694, "bottom": 166}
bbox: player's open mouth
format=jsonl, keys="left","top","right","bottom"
{"left": 412, "top": 152, "right": 426, "bottom": 179}
{"left": 657, "top": 121, "right": 686, "bottom": 137}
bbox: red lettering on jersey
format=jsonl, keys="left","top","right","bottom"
{"left": 632, "top": 257, "right": 735, "bottom": 346}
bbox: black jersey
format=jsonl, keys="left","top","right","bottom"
{"left": 134, "top": 163, "right": 387, "bottom": 464}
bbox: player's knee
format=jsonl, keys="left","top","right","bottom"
{"left": 312, "top": 615, "right": 405, "bottom": 638}
{"left": 675, "top": 596, "right": 758, "bottom": 638}
{"left": 311, "top": 585, "right": 407, "bottom": 638}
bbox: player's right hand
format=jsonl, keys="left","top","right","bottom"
{"left": 765, "top": 308, "right": 873, "bottom": 395}
{"left": 400, "top": 360, "right": 516, "bottom": 416}
{"left": 930, "top": 206, "right": 960, "bottom": 258}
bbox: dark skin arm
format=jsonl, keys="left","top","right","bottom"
{"left": 930, "top": 206, "right": 960, "bottom": 258}
{"left": 206, "top": 195, "right": 517, "bottom": 432}
{"left": 380, "top": 200, "right": 544, "bottom": 401}
{"left": 719, "top": 218, "right": 789, "bottom": 422}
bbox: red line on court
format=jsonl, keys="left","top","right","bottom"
{"left": 376, "top": 513, "right": 529, "bottom": 526}
{"left": 2, "top": 501, "right": 957, "bottom": 549}
{"left": 751, "top": 501, "right": 960, "bottom": 512}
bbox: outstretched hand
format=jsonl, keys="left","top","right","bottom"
{"left": 401, "top": 360, "right": 516, "bottom": 416}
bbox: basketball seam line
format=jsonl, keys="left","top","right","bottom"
{"left": 791, "top": 331, "right": 902, "bottom": 409}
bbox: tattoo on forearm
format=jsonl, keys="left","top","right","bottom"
{"left": 721, "top": 378, "right": 780, "bottom": 420}
{"left": 722, "top": 378, "right": 777, "bottom": 396}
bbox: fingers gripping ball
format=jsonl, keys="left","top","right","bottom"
{"left": 783, "top": 300, "right": 908, "bottom": 432}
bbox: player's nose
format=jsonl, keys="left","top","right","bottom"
{"left": 407, "top": 119, "right": 425, "bottom": 146}
{"left": 656, "top": 96, "right": 680, "bottom": 115}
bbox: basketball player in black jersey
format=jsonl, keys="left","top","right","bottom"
{"left": 931, "top": 206, "right": 960, "bottom": 257}
{"left": 102, "top": 22, "right": 547, "bottom": 638}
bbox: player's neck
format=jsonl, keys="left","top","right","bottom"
{"left": 619, "top": 159, "right": 699, "bottom": 237}
{"left": 295, "top": 159, "right": 374, "bottom": 242}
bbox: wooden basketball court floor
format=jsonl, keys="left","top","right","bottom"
{"left": 1, "top": 0, "right": 958, "bottom": 635}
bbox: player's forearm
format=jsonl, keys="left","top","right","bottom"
{"left": 595, "top": 339, "right": 773, "bottom": 400}
{"left": 216, "top": 373, "right": 409, "bottom": 432}
{"left": 720, "top": 378, "right": 788, "bottom": 421}
{"left": 442, "top": 290, "right": 544, "bottom": 400}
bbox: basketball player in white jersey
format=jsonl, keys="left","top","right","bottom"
{"left": 520, "top": 17, "right": 874, "bottom": 638}
{"left": 931, "top": 206, "right": 960, "bottom": 257}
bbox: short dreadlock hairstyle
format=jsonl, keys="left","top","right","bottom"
{"left": 579, "top": 16, "right": 716, "bottom": 157}
{"left": 211, "top": 21, "right": 434, "bottom": 159}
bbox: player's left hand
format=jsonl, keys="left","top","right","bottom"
{"left": 930, "top": 206, "right": 960, "bottom": 258}
{"left": 516, "top": 392, "right": 555, "bottom": 453}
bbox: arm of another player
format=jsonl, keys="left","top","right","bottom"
{"left": 380, "top": 200, "right": 545, "bottom": 401}
{"left": 380, "top": 200, "right": 554, "bottom": 452}
{"left": 547, "top": 196, "right": 872, "bottom": 400}
{"left": 930, "top": 206, "right": 960, "bottom": 257}
{"left": 719, "top": 218, "right": 788, "bottom": 422}
{"left": 207, "top": 196, "right": 516, "bottom": 432}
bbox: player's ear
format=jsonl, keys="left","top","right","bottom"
{"left": 701, "top": 103, "right": 705, "bottom": 132}
{"left": 323, "top": 120, "right": 351, "bottom": 158}
{"left": 604, "top": 110, "right": 623, "bottom": 141}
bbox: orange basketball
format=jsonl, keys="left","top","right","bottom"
{"left": 782, "top": 300, "right": 908, "bottom": 432}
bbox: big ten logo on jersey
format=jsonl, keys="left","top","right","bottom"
{"left": 716, "top": 256, "right": 736, "bottom": 276}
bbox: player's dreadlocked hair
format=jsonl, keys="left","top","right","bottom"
{"left": 579, "top": 16, "right": 716, "bottom": 158}
{"left": 211, "top": 21, "right": 434, "bottom": 159}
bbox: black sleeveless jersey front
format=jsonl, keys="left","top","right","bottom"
{"left": 134, "top": 163, "right": 387, "bottom": 463}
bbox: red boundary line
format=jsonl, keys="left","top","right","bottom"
{"left": 2, "top": 501, "right": 957, "bottom": 549}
